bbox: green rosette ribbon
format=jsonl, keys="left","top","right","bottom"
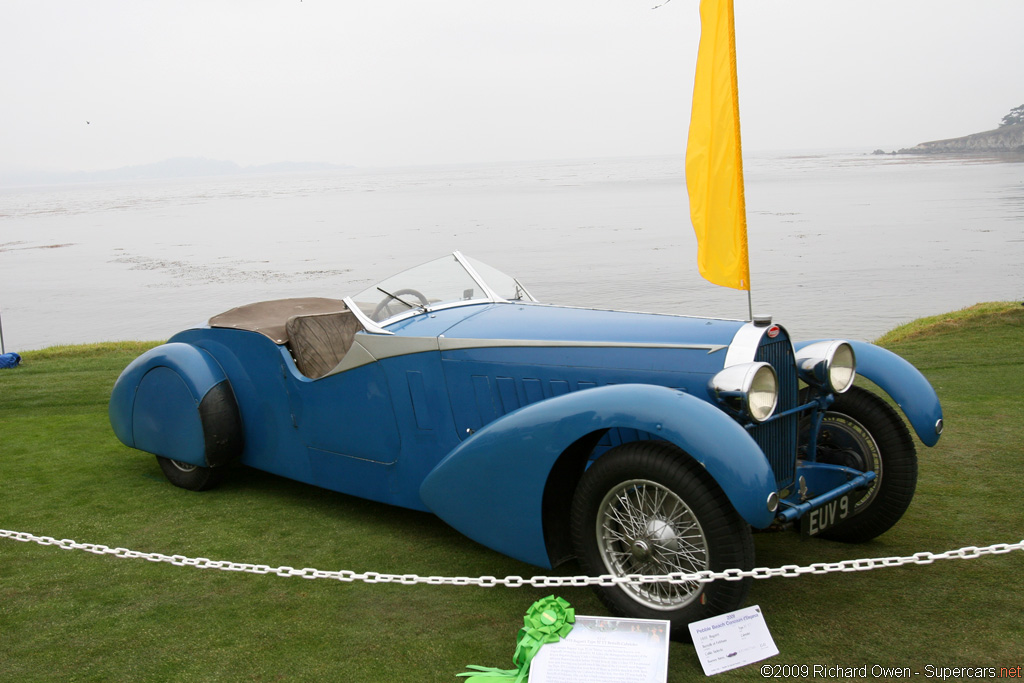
{"left": 457, "top": 595, "right": 575, "bottom": 683}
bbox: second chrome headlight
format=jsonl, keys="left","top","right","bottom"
{"left": 796, "top": 340, "right": 857, "bottom": 394}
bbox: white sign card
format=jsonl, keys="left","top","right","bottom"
{"left": 688, "top": 605, "right": 779, "bottom": 676}
{"left": 528, "top": 615, "right": 670, "bottom": 683}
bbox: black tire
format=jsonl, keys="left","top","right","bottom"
{"left": 156, "top": 456, "right": 225, "bottom": 491}
{"left": 570, "top": 441, "right": 754, "bottom": 641}
{"left": 801, "top": 386, "right": 917, "bottom": 543}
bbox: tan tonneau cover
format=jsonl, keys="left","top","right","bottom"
{"left": 208, "top": 297, "right": 348, "bottom": 344}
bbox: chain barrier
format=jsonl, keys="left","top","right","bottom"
{"left": 2, "top": 528, "right": 1021, "bottom": 588}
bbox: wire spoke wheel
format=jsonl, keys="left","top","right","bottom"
{"left": 570, "top": 441, "right": 754, "bottom": 640}
{"left": 598, "top": 479, "right": 709, "bottom": 609}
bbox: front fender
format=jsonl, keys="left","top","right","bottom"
{"left": 109, "top": 342, "right": 242, "bottom": 467}
{"left": 419, "top": 383, "right": 776, "bottom": 568}
{"left": 795, "top": 340, "right": 943, "bottom": 447}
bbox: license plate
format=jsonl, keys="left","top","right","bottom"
{"left": 801, "top": 491, "right": 855, "bottom": 536}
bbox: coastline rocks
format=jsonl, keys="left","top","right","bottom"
{"left": 899, "top": 123, "right": 1024, "bottom": 154}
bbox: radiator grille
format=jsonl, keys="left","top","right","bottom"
{"left": 752, "top": 334, "right": 800, "bottom": 490}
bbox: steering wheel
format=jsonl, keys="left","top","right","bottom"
{"left": 372, "top": 288, "right": 429, "bottom": 321}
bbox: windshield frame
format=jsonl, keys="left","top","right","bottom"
{"left": 345, "top": 251, "right": 536, "bottom": 334}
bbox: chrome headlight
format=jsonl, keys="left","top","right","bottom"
{"left": 795, "top": 340, "right": 856, "bottom": 394}
{"left": 709, "top": 362, "right": 779, "bottom": 423}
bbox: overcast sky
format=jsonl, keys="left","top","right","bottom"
{"left": 3, "top": 0, "right": 1022, "bottom": 172}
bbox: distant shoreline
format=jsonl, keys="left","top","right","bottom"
{"left": 885, "top": 122, "right": 1024, "bottom": 155}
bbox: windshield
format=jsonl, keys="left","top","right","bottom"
{"left": 350, "top": 252, "right": 536, "bottom": 324}
{"left": 463, "top": 255, "right": 534, "bottom": 303}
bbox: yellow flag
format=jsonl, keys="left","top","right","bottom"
{"left": 685, "top": 0, "right": 750, "bottom": 291}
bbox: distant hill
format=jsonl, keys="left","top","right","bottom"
{"left": 897, "top": 123, "right": 1024, "bottom": 154}
{"left": 0, "top": 158, "right": 353, "bottom": 187}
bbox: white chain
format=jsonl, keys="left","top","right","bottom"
{"left": 1, "top": 529, "right": 1021, "bottom": 588}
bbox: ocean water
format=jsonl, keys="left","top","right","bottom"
{"left": 1, "top": 151, "right": 1021, "bottom": 351}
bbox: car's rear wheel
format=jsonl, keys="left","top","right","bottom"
{"left": 156, "top": 456, "right": 225, "bottom": 491}
{"left": 570, "top": 441, "right": 754, "bottom": 641}
{"left": 801, "top": 386, "right": 917, "bottom": 542}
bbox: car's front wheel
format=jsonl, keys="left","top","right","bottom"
{"left": 570, "top": 441, "right": 754, "bottom": 640}
{"left": 156, "top": 456, "right": 225, "bottom": 491}
{"left": 801, "top": 386, "right": 917, "bottom": 543}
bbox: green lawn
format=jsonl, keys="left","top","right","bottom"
{"left": 2, "top": 305, "right": 1022, "bottom": 681}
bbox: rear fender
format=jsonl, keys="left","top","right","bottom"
{"left": 109, "top": 342, "right": 243, "bottom": 467}
{"left": 419, "top": 383, "right": 776, "bottom": 568}
{"left": 795, "top": 340, "right": 943, "bottom": 447}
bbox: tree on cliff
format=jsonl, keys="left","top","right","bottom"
{"left": 1000, "top": 104, "right": 1024, "bottom": 127}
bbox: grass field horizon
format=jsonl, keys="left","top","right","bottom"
{"left": 2, "top": 302, "right": 1022, "bottom": 681}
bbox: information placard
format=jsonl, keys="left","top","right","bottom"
{"left": 528, "top": 615, "right": 670, "bottom": 683}
{"left": 688, "top": 605, "right": 778, "bottom": 676}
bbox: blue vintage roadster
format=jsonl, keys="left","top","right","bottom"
{"left": 109, "top": 251, "right": 943, "bottom": 635}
